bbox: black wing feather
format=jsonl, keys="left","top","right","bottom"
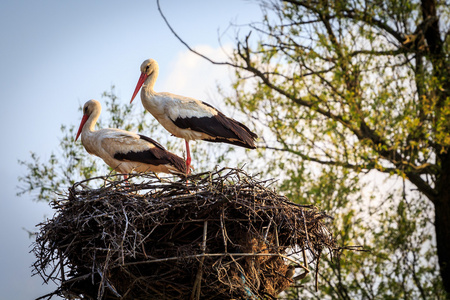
{"left": 114, "top": 135, "right": 187, "bottom": 174}
{"left": 172, "top": 102, "right": 257, "bottom": 149}
{"left": 138, "top": 134, "right": 165, "bottom": 150}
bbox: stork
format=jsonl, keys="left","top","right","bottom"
{"left": 130, "top": 58, "right": 258, "bottom": 172}
{"left": 75, "top": 99, "right": 187, "bottom": 179}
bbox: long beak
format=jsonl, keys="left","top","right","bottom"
{"left": 130, "top": 72, "right": 149, "bottom": 103}
{"left": 75, "top": 114, "right": 89, "bottom": 141}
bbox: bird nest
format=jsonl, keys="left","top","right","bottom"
{"left": 33, "top": 168, "right": 337, "bottom": 300}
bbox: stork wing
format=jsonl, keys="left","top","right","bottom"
{"left": 101, "top": 131, "right": 186, "bottom": 173}
{"left": 169, "top": 100, "right": 257, "bottom": 149}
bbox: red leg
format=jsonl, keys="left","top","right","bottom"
{"left": 123, "top": 174, "right": 130, "bottom": 188}
{"left": 185, "top": 140, "right": 191, "bottom": 174}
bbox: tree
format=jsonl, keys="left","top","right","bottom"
{"left": 212, "top": 0, "right": 449, "bottom": 297}
{"left": 20, "top": 0, "right": 450, "bottom": 297}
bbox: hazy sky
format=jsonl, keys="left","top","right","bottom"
{"left": 0, "top": 1, "right": 263, "bottom": 298}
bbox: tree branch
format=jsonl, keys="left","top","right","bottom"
{"left": 156, "top": 0, "right": 232, "bottom": 67}
{"left": 282, "top": 0, "right": 405, "bottom": 44}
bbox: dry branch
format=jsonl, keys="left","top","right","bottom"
{"left": 32, "top": 167, "right": 337, "bottom": 299}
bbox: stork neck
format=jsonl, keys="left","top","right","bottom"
{"left": 142, "top": 84, "right": 156, "bottom": 98}
{"left": 142, "top": 68, "right": 159, "bottom": 95}
{"left": 84, "top": 110, "right": 100, "bottom": 134}
{"left": 141, "top": 86, "right": 157, "bottom": 103}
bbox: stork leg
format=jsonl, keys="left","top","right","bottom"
{"left": 123, "top": 174, "right": 130, "bottom": 188}
{"left": 185, "top": 139, "right": 191, "bottom": 174}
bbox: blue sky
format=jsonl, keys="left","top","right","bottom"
{"left": 0, "top": 1, "right": 262, "bottom": 298}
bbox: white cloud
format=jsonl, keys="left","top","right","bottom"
{"left": 158, "top": 44, "right": 234, "bottom": 107}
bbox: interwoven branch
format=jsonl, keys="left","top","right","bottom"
{"left": 33, "top": 167, "right": 337, "bottom": 299}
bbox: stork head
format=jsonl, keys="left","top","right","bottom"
{"left": 130, "top": 58, "right": 159, "bottom": 103}
{"left": 75, "top": 99, "right": 102, "bottom": 141}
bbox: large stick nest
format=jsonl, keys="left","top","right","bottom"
{"left": 33, "top": 168, "right": 337, "bottom": 299}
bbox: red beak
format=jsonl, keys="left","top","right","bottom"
{"left": 130, "top": 72, "right": 149, "bottom": 103}
{"left": 75, "top": 114, "right": 89, "bottom": 141}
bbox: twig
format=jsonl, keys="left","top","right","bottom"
{"left": 315, "top": 250, "right": 322, "bottom": 292}
{"left": 191, "top": 220, "right": 208, "bottom": 300}
{"left": 220, "top": 209, "right": 228, "bottom": 253}
{"left": 121, "top": 206, "right": 129, "bottom": 265}
{"left": 58, "top": 250, "right": 65, "bottom": 283}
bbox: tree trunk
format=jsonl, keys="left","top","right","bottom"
{"left": 435, "top": 153, "right": 450, "bottom": 298}
{"left": 421, "top": 0, "right": 450, "bottom": 295}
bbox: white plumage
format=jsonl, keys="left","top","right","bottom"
{"left": 130, "top": 58, "right": 258, "bottom": 172}
{"left": 75, "top": 99, "right": 186, "bottom": 178}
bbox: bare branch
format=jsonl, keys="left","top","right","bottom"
{"left": 156, "top": 0, "right": 232, "bottom": 67}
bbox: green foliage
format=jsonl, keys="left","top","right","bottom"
{"left": 222, "top": 0, "right": 449, "bottom": 298}
{"left": 17, "top": 125, "right": 100, "bottom": 203}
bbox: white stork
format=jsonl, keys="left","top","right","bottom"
{"left": 130, "top": 58, "right": 258, "bottom": 172}
{"left": 75, "top": 99, "right": 187, "bottom": 178}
